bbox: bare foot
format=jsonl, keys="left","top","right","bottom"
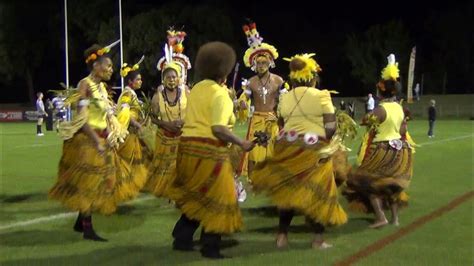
{"left": 369, "top": 219, "right": 388, "bottom": 229}
{"left": 390, "top": 219, "right": 399, "bottom": 226}
{"left": 312, "top": 240, "right": 333, "bottom": 250}
{"left": 276, "top": 233, "right": 288, "bottom": 248}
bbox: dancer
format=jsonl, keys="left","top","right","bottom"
{"left": 238, "top": 21, "right": 284, "bottom": 178}
{"left": 145, "top": 28, "right": 190, "bottom": 198}
{"left": 115, "top": 56, "right": 148, "bottom": 202}
{"left": 252, "top": 53, "right": 347, "bottom": 249}
{"left": 49, "top": 41, "right": 127, "bottom": 241}
{"left": 344, "top": 54, "right": 413, "bottom": 228}
{"left": 167, "top": 42, "right": 255, "bottom": 259}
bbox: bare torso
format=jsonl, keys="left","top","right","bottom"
{"left": 248, "top": 72, "right": 284, "bottom": 112}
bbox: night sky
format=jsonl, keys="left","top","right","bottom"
{"left": 1, "top": 0, "right": 471, "bottom": 103}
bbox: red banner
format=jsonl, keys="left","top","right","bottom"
{"left": 0, "top": 110, "right": 24, "bottom": 121}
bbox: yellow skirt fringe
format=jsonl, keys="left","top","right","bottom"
{"left": 239, "top": 112, "right": 279, "bottom": 177}
{"left": 344, "top": 141, "right": 413, "bottom": 213}
{"left": 144, "top": 129, "right": 180, "bottom": 197}
{"left": 49, "top": 132, "right": 118, "bottom": 215}
{"left": 252, "top": 140, "right": 348, "bottom": 227}
{"left": 167, "top": 137, "right": 242, "bottom": 234}
{"left": 114, "top": 132, "right": 148, "bottom": 202}
{"left": 332, "top": 148, "right": 352, "bottom": 187}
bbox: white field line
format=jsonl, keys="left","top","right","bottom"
{"left": 347, "top": 134, "right": 473, "bottom": 160}
{"left": 0, "top": 134, "right": 472, "bottom": 232}
{"left": 13, "top": 143, "right": 60, "bottom": 149}
{"left": 0, "top": 196, "right": 155, "bottom": 231}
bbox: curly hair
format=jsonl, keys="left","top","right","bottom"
{"left": 194, "top": 42, "right": 236, "bottom": 81}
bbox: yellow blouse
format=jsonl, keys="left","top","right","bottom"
{"left": 156, "top": 86, "right": 187, "bottom": 122}
{"left": 182, "top": 79, "right": 235, "bottom": 140}
{"left": 373, "top": 102, "right": 404, "bottom": 142}
{"left": 84, "top": 77, "right": 108, "bottom": 130}
{"left": 278, "top": 87, "right": 334, "bottom": 138}
{"left": 117, "top": 87, "right": 141, "bottom": 121}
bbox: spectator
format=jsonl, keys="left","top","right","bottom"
{"left": 414, "top": 83, "right": 420, "bottom": 101}
{"left": 428, "top": 99, "right": 436, "bottom": 138}
{"left": 366, "top": 93, "right": 375, "bottom": 113}
{"left": 35, "top": 92, "right": 47, "bottom": 136}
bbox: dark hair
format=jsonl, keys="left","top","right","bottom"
{"left": 84, "top": 44, "right": 110, "bottom": 70}
{"left": 194, "top": 42, "right": 236, "bottom": 81}
{"left": 378, "top": 79, "right": 401, "bottom": 98}
{"left": 125, "top": 70, "right": 140, "bottom": 85}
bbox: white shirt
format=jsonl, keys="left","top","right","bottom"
{"left": 367, "top": 97, "right": 375, "bottom": 111}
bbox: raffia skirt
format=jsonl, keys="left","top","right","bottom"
{"left": 344, "top": 140, "right": 413, "bottom": 213}
{"left": 252, "top": 139, "right": 348, "bottom": 227}
{"left": 166, "top": 137, "right": 242, "bottom": 234}
{"left": 144, "top": 129, "right": 180, "bottom": 198}
{"left": 49, "top": 131, "right": 118, "bottom": 215}
{"left": 114, "top": 131, "right": 148, "bottom": 202}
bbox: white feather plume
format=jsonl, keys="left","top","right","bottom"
{"left": 387, "top": 54, "right": 396, "bottom": 65}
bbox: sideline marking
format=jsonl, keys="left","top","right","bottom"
{"left": 333, "top": 191, "right": 474, "bottom": 266}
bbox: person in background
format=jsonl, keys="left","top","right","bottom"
{"left": 45, "top": 98, "right": 54, "bottom": 131}
{"left": 36, "top": 92, "right": 47, "bottom": 136}
{"left": 428, "top": 99, "right": 436, "bottom": 138}
{"left": 414, "top": 83, "right": 420, "bottom": 101}
{"left": 366, "top": 93, "right": 375, "bottom": 113}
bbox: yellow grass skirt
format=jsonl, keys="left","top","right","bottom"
{"left": 239, "top": 112, "right": 279, "bottom": 177}
{"left": 114, "top": 132, "right": 148, "bottom": 202}
{"left": 332, "top": 148, "right": 352, "bottom": 187}
{"left": 167, "top": 137, "right": 242, "bottom": 234}
{"left": 144, "top": 129, "right": 180, "bottom": 197}
{"left": 49, "top": 132, "right": 117, "bottom": 215}
{"left": 344, "top": 141, "right": 413, "bottom": 213}
{"left": 252, "top": 140, "right": 348, "bottom": 226}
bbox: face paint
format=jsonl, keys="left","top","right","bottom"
{"left": 255, "top": 55, "right": 271, "bottom": 74}
{"left": 163, "top": 69, "right": 179, "bottom": 90}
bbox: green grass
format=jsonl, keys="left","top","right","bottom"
{"left": 0, "top": 120, "right": 473, "bottom": 265}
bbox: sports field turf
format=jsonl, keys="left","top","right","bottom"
{"left": 0, "top": 120, "right": 472, "bottom": 265}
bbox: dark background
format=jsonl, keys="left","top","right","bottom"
{"left": 0, "top": 0, "right": 472, "bottom": 103}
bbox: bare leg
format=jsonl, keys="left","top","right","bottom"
{"left": 312, "top": 233, "right": 333, "bottom": 250}
{"left": 369, "top": 195, "right": 388, "bottom": 228}
{"left": 308, "top": 220, "right": 332, "bottom": 250}
{"left": 390, "top": 202, "right": 399, "bottom": 226}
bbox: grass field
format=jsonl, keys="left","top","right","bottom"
{"left": 0, "top": 120, "right": 472, "bottom": 265}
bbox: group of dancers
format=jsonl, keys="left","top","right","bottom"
{"left": 48, "top": 22, "right": 414, "bottom": 259}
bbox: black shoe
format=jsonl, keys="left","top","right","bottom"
{"left": 73, "top": 214, "right": 83, "bottom": 232}
{"left": 173, "top": 241, "right": 195, "bottom": 251}
{"left": 83, "top": 229, "right": 108, "bottom": 242}
{"left": 201, "top": 250, "right": 229, "bottom": 259}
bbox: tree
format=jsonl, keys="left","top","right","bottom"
{"left": 345, "top": 20, "right": 411, "bottom": 94}
{"left": 0, "top": 2, "right": 61, "bottom": 103}
{"left": 123, "top": 2, "right": 236, "bottom": 90}
{"left": 420, "top": 2, "right": 473, "bottom": 94}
